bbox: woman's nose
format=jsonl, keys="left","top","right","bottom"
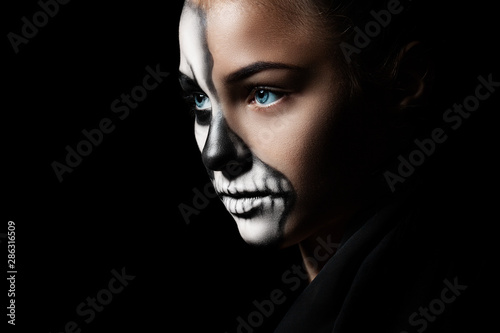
{"left": 201, "top": 112, "right": 252, "bottom": 178}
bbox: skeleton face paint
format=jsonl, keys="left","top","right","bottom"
{"left": 179, "top": 3, "right": 297, "bottom": 246}
{"left": 179, "top": 1, "right": 372, "bottom": 248}
{"left": 213, "top": 156, "right": 295, "bottom": 245}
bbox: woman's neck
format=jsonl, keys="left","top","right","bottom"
{"left": 298, "top": 218, "right": 348, "bottom": 282}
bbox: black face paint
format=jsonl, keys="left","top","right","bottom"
{"left": 181, "top": 3, "right": 253, "bottom": 180}
{"left": 179, "top": 73, "right": 211, "bottom": 125}
{"left": 192, "top": 3, "right": 217, "bottom": 104}
{"left": 205, "top": 116, "right": 296, "bottom": 246}
{"left": 202, "top": 111, "right": 253, "bottom": 179}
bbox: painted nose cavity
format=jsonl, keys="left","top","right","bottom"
{"left": 202, "top": 112, "right": 252, "bottom": 178}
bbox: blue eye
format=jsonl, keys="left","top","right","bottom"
{"left": 255, "top": 89, "right": 283, "bottom": 106}
{"left": 194, "top": 93, "right": 211, "bottom": 110}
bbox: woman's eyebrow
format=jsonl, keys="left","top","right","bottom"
{"left": 224, "top": 61, "right": 303, "bottom": 84}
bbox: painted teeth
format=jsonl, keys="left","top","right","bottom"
{"left": 245, "top": 180, "right": 256, "bottom": 192}
{"left": 266, "top": 178, "right": 278, "bottom": 192}
{"left": 236, "top": 199, "right": 244, "bottom": 214}
{"left": 222, "top": 196, "right": 266, "bottom": 215}
{"left": 280, "top": 179, "right": 290, "bottom": 192}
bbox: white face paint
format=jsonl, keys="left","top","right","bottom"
{"left": 178, "top": 4, "right": 296, "bottom": 246}
{"left": 213, "top": 159, "right": 294, "bottom": 245}
{"left": 178, "top": 4, "right": 211, "bottom": 152}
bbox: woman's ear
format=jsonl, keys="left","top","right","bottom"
{"left": 393, "top": 41, "right": 433, "bottom": 109}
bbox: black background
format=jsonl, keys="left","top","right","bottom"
{"left": 3, "top": 0, "right": 499, "bottom": 332}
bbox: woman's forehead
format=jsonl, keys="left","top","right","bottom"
{"left": 179, "top": 1, "right": 330, "bottom": 88}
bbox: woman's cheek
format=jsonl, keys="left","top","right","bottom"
{"left": 194, "top": 123, "right": 209, "bottom": 152}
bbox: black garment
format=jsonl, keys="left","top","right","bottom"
{"left": 275, "top": 169, "right": 497, "bottom": 333}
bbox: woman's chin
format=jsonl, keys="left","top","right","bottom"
{"left": 233, "top": 214, "right": 284, "bottom": 248}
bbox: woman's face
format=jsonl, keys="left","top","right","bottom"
{"left": 179, "top": 1, "right": 375, "bottom": 247}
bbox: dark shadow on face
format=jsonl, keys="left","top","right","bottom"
{"left": 178, "top": 0, "right": 434, "bottom": 248}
